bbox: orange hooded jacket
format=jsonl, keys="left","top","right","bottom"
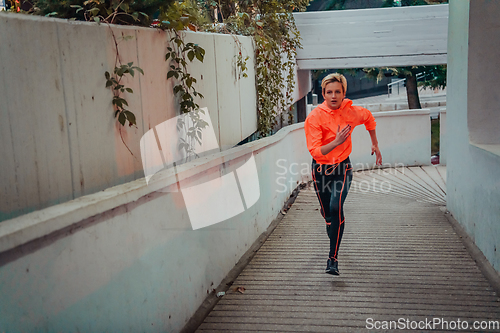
{"left": 304, "top": 99, "right": 376, "bottom": 165}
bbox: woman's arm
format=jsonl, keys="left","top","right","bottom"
{"left": 368, "top": 129, "right": 382, "bottom": 165}
{"left": 320, "top": 124, "right": 351, "bottom": 155}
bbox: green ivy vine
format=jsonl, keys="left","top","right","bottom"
{"left": 203, "top": 0, "right": 309, "bottom": 137}
{"left": 165, "top": 34, "right": 206, "bottom": 114}
{"left": 10, "top": 0, "right": 310, "bottom": 139}
{"left": 105, "top": 62, "right": 143, "bottom": 127}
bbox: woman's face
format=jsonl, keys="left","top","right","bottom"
{"left": 323, "top": 81, "right": 345, "bottom": 110}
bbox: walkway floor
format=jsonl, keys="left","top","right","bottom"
{"left": 196, "top": 166, "right": 500, "bottom": 332}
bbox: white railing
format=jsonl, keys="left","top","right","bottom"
{"left": 350, "top": 109, "right": 432, "bottom": 169}
{"left": 387, "top": 72, "right": 425, "bottom": 98}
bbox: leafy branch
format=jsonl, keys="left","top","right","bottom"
{"left": 165, "top": 32, "right": 210, "bottom": 162}
{"left": 69, "top": 0, "right": 148, "bottom": 25}
{"left": 165, "top": 35, "right": 206, "bottom": 114}
{"left": 103, "top": 29, "right": 144, "bottom": 158}
{"left": 20, "top": 0, "right": 308, "bottom": 143}
{"left": 236, "top": 51, "right": 250, "bottom": 79}
{"left": 105, "top": 62, "right": 143, "bottom": 127}
{"left": 176, "top": 109, "right": 209, "bottom": 163}
{"left": 208, "top": 2, "right": 250, "bottom": 80}
{"left": 15, "top": 0, "right": 211, "bottom": 160}
{"left": 36, "top": 0, "right": 154, "bottom": 25}
{"left": 203, "top": 0, "right": 308, "bottom": 137}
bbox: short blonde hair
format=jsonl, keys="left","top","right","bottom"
{"left": 321, "top": 73, "right": 347, "bottom": 95}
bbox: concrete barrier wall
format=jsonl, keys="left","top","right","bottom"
{"left": 305, "top": 106, "right": 431, "bottom": 168}
{"left": 0, "top": 123, "right": 310, "bottom": 333}
{"left": 447, "top": 0, "right": 500, "bottom": 272}
{"left": 0, "top": 12, "right": 257, "bottom": 222}
{"left": 357, "top": 100, "right": 446, "bottom": 112}
{"left": 350, "top": 109, "right": 432, "bottom": 169}
{"left": 440, "top": 109, "right": 447, "bottom": 165}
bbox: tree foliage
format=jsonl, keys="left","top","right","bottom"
{"left": 418, "top": 65, "right": 446, "bottom": 90}
{"left": 201, "top": 0, "right": 310, "bottom": 136}
{"left": 8, "top": 0, "right": 174, "bottom": 24}
{"left": 363, "top": 65, "right": 446, "bottom": 109}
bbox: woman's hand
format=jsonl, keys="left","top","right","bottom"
{"left": 371, "top": 144, "right": 382, "bottom": 165}
{"left": 321, "top": 124, "right": 351, "bottom": 156}
{"left": 334, "top": 124, "right": 351, "bottom": 146}
{"left": 368, "top": 129, "right": 382, "bottom": 165}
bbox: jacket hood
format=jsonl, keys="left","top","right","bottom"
{"left": 317, "top": 99, "right": 353, "bottom": 114}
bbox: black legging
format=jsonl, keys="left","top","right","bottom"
{"left": 312, "top": 157, "right": 353, "bottom": 262}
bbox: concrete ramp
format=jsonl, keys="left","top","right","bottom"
{"left": 293, "top": 4, "right": 448, "bottom": 69}
{"left": 195, "top": 166, "right": 500, "bottom": 332}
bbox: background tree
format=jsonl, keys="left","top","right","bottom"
{"left": 364, "top": 66, "right": 446, "bottom": 109}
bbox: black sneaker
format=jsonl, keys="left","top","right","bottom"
{"left": 325, "top": 258, "right": 339, "bottom": 275}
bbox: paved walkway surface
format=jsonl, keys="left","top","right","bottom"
{"left": 196, "top": 166, "right": 500, "bottom": 332}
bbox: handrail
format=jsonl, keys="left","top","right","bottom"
{"left": 387, "top": 78, "right": 406, "bottom": 87}
{"left": 387, "top": 72, "right": 425, "bottom": 97}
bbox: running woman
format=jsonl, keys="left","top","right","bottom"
{"left": 305, "top": 73, "right": 382, "bottom": 275}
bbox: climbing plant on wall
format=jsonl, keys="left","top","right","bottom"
{"left": 9, "top": 0, "right": 310, "bottom": 138}
{"left": 201, "top": 0, "right": 310, "bottom": 136}
{"left": 9, "top": 0, "right": 209, "bottom": 126}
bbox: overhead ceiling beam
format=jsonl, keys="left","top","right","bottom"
{"left": 293, "top": 4, "right": 448, "bottom": 69}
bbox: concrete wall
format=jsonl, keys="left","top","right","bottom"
{"left": 0, "top": 13, "right": 256, "bottom": 222}
{"left": 467, "top": 1, "right": 500, "bottom": 147}
{"left": 350, "top": 109, "right": 431, "bottom": 170}
{"left": 440, "top": 109, "right": 446, "bottom": 165}
{"left": 292, "top": 69, "right": 312, "bottom": 105}
{"left": 447, "top": 1, "right": 500, "bottom": 272}
{"left": 0, "top": 123, "right": 310, "bottom": 333}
